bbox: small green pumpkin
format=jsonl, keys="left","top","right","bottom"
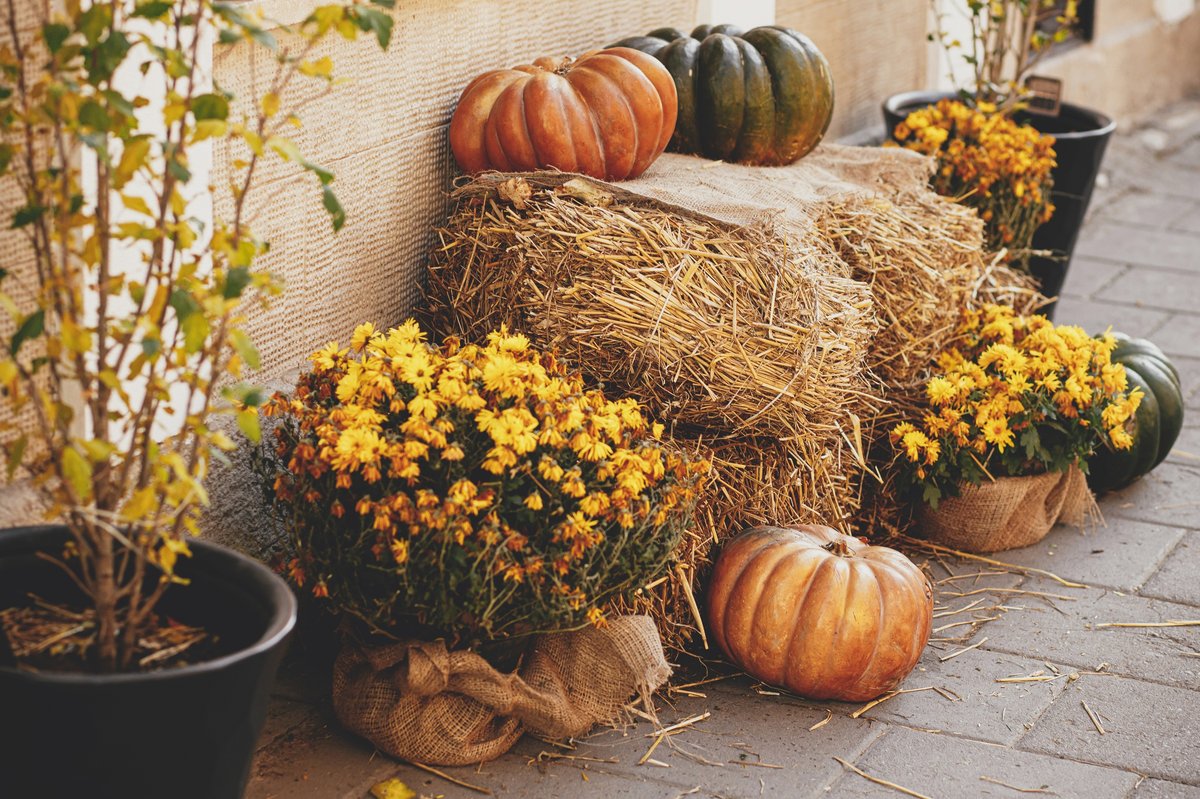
{"left": 611, "top": 24, "right": 834, "bottom": 166}
{"left": 1087, "top": 334, "right": 1184, "bottom": 492}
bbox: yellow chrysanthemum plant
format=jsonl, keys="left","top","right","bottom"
{"left": 894, "top": 99, "right": 1056, "bottom": 269}
{"left": 261, "top": 321, "right": 708, "bottom": 649}
{"left": 890, "top": 305, "right": 1142, "bottom": 508}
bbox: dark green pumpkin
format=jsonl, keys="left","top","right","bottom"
{"left": 611, "top": 24, "right": 834, "bottom": 165}
{"left": 1087, "top": 334, "right": 1184, "bottom": 493}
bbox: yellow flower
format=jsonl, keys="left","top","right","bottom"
{"left": 350, "top": 322, "right": 378, "bottom": 351}
{"left": 926, "top": 376, "right": 957, "bottom": 405}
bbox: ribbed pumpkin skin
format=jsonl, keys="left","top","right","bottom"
{"left": 449, "top": 48, "right": 677, "bottom": 182}
{"left": 706, "top": 525, "right": 932, "bottom": 702}
{"left": 612, "top": 25, "right": 834, "bottom": 165}
{"left": 1087, "top": 334, "right": 1184, "bottom": 493}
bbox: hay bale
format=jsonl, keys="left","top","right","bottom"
{"left": 422, "top": 146, "right": 1040, "bottom": 649}
{"left": 425, "top": 173, "right": 879, "bottom": 442}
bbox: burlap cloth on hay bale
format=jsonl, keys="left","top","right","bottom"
{"left": 916, "top": 466, "right": 1097, "bottom": 554}
{"left": 332, "top": 615, "right": 670, "bottom": 766}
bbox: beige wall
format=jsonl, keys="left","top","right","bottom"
{"left": 213, "top": 0, "right": 699, "bottom": 383}
{"left": 776, "top": 0, "right": 930, "bottom": 139}
{"left": 1038, "top": 0, "right": 1200, "bottom": 122}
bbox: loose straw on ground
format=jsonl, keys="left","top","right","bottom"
{"left": 405, "top": 761, "right": 491, "bottom": 794}
{"left": 833, "top": 757, "right": 933, "bottom": 799}
{"left": 900, "top": 538, "right": 1086, "bottom": 588}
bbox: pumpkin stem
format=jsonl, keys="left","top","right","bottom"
{"left": 822, "top": 539, "right": 853, "bottom": 558}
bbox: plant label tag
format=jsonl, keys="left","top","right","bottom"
{"left": 1024, "top": 75, "right": 1064, "bottom": 117}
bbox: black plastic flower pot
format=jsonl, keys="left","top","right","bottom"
{"left": 0, "top": 525, "right": 297, "bottom": 799}
{"left": 883, "top": 91, "right": 1116, "bottom": 318}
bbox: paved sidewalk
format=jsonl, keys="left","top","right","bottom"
{"left": 247, "top": 98, "right": 1200, "bottom": 799}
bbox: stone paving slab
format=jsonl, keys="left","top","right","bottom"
{"left": 1141, "top": 534, "right": 1200, "bottom": 607}
{"left": 1054, "top": 295, "right": 1171, "bottom": 339}
{"left": 1171, "top": 204, "right": 1200, "bottom": 234}
{"left": 981, "top": 577, "right": 1200, "bottom": 690}
{"left": 817, "top": 646, "right": 1068, "bottom": 745}
{"left": 1146, "top": 312, "right": 1200, "bottom": 358}
{"left": 1098, "top": 267, "right": 1200, "bottom": 313}
{"left": 1019, "top": 674, "right": 1200, "bottom": 785}
{"left": 996, "top": 517, "right": 1185, "bottom": 592}
{"left": 246, "top": 714, "right": 398, "bottom": 799}
{"left": 1096, "top": 191, "right": 1196, "bottom": 231}
{"left": 1175, "top": 356, "right": 1200, "bottom": 407}
{"left": 1166, "top": 423, "right": 1200, "bottom": 464}
{"left": 827, "top": 725, "right": 1139, "bottom": 799}
{"left": 353, "top": 677, "right": 886, "bottom": 799}
{"left": 1132, "top": 778, "right": 1200, "bottom": 799}
{"left": 1078, "top": 223, "right": 1200, "bottom": 273}
{"left": 1105, "top": 462, "right": 1200, "bottom": 530}
{"left": 1060, "top": 258, "right": 1130, "bottom": 299}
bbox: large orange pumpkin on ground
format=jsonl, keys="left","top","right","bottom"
{"left": 449, "top": 47, "right": 677, "bottom": 182}
{"left": 706, "top": 525, "right": 932, "bottom": 702}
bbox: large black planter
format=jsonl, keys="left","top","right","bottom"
{"left": 883, "top": 90, "right": 1116, "bottom": 318}
{"left": 0, "top": 525, "right": 297, "bottom": 799}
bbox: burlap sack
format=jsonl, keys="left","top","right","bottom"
{"left": 331, "top": 614, "right": 671, "bottom": 766}
{"left": 916, "top": 465, "right": 1098, "bottom": 553}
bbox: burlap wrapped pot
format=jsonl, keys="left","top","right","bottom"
{"left": 916, "top": 465, "right": 1097, "bottom": 553}
{"left": 331, "top": 615, "right": 670, "bottom": 766}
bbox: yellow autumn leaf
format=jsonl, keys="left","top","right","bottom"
{"left": 261, "top": 91, "right": 280, "bottom": 118}
{"left": 121, "top": 193, "right": 154, "bottom": 216}
{"left": 193, "top": 119, "right": 227, "bottom": 142}
{"left": 298, "top": 56, "right": 333, "bottom": 78}
{"left": 61, "top": 446, "right": 93, "bottom": 502}
{"left": 369, "top": 778, "right": 415, "bottom": 799}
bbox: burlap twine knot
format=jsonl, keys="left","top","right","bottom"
{"left": 917, "top": 464, "right": 1100, "bottom": 553}
{"left": 332, "top": 614, "right": 671, "bottom": 765}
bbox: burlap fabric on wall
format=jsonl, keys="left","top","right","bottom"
{"left": 211, "top": 0, "right": 698, "bottom": 384}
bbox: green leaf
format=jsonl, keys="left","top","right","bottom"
{"left": 131, "top": 1, "right": 172, "bottom": 19}
{"left": 141, "top": 336, "right": 161, "bottom": 357}
{"left": 323, "top": 185, "right": 345, "bottom": 232}
{"left": 169, "top": 288, "right": 200, "bottom": 318}
{"left": 192, "top": 92, "right": 229, "bottom": 121}
{"left": 230, "top": 329, "right": 260, "bottom": 370}
{"left": 237, "top": 407, "right": 262, "bottom": 443}
{"left": 42, "top": 23, "right": 70, "bottom": 53}
{"left": 223, "top": 265, "right": 252, "bottom": 299}
{"left": 88, "top": 30, "right": 131, "bottom": 85}
{"left": 355, "top": 6, "right": 393, "bottom": 49}
{"left": 5, "top": 434, "right": 27, "bottom": 480}
{"left": 167, "top": 157, "right": 192, "bottom": 183}
{"left": 79, "top": 99, "right": 109, "bottom": 130}
{"left": 77, "top": 5, "right": 110, "bottom": 44}
{"left": 10, "top": 309, "right": 43, "bottom": 355}
{"left": 0, "top": 144, "right": 12, "bottom": 176}
{"left": 11, "top": 204, "right": 44, "bottom": 228}
{"left": 62, "top": 446, "right": 94, "bottom": 501}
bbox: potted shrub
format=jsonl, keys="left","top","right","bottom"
{"left": 0, "top": 2, "right": 391, "bottom": 796}
{"left": 890, "top": 304, "right": 1141, "bottom": 552}
{"left": 260, "top": 322, "right": 708, "bottom": 765}
{"left": 882, "top": 0, "right": 1116, "bottom": 314}
{"left": 891, "top": 99, "right": 1057, "bottom": 275}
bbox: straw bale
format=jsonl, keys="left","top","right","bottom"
{"left": 424, "top": 173, "right": 879, "bottom": 441}
{"left": 422, "top": 146, "right": 1041, "bottom": 649}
